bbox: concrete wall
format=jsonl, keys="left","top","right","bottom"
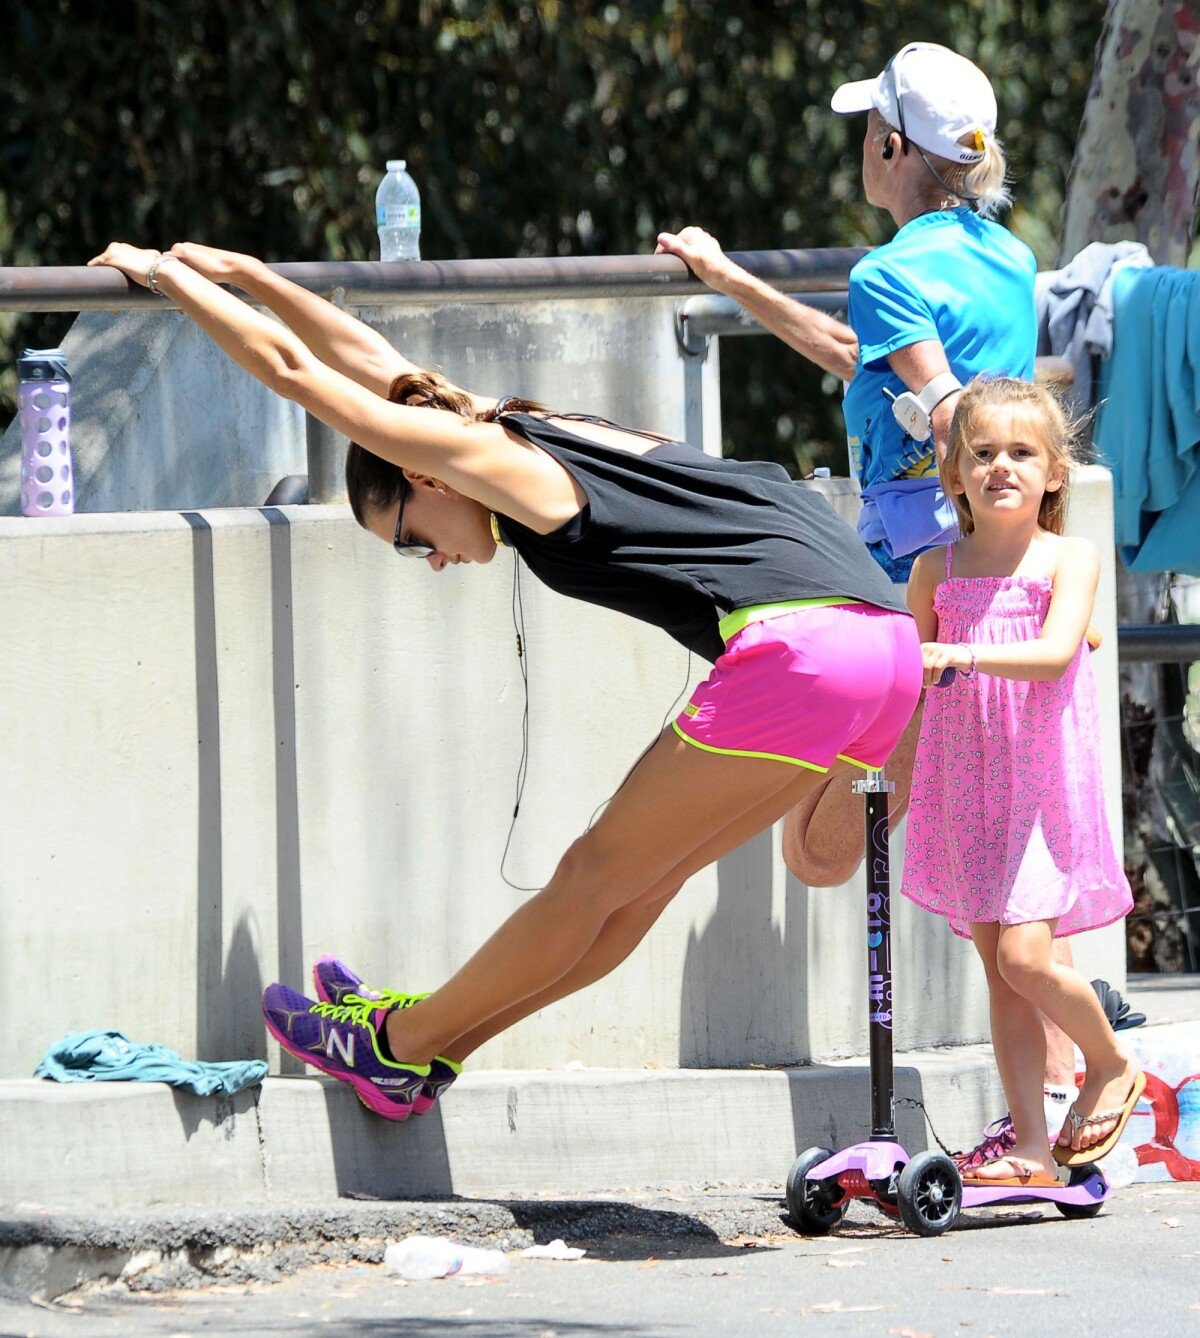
{"left": 0, "top": 469, "right": 1125, "bottom": 1080}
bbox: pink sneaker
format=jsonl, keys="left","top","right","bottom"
{"left": 954, "top": 1114, "right": 1017, "bottom": 1170}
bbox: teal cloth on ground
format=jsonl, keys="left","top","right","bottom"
{"left": 34, "top": 1030, "right": 267, "bottom": 1095}
{"left": 1094, "top": 266, "right": 1200, "bottom": 574}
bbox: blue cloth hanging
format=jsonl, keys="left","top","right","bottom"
{"left": 1093, "top": 266, "right": 1200, "bottom": 575}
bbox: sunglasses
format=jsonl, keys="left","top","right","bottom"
{"left": 392, "top": 485, "right": 436, "bottom": 559}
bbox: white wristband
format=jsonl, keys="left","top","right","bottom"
{"left": 889, "top": 371, "right": 963, "bottom": 442}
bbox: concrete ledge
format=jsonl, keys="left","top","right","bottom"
{"left": 0, "top": 1048, "right": 1007, "bottom": 1214}
{"left": 4, "top": 986, "right": 1187, "bottom": 1215}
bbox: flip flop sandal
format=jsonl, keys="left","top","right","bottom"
{"left": 961, "top": 1156, "right": 1062, "bottom": 1188}
{"left": 1053, "top": 1070, "right": 1148, "bottom": 1167}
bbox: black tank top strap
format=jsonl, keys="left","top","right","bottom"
{"left": 498, "top": 402, "right": 672, "bottom": 447}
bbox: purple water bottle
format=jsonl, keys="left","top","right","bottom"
{"left": 18, "top": 347, "right": 73, "bottom": 517}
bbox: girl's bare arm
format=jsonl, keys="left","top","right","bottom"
{"left": 922, "top": 538, "right": 1100, "bottom": 683}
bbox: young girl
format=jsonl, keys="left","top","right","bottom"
{"left": 88, "top": 240, "right": 923, "bottom": 1124}
{"left": 902, "top": 376, "right": 1144, "bottom": 1184}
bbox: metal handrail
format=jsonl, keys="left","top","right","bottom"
{"left": 1117, "top": 624, "right": 1200, "bottom": 664}
{"left": 0, "top": 248, "right": 870, "bottom": 313}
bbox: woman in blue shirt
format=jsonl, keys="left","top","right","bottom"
{"left": 657, "top": 40, "right": 1036, "bottom": 878}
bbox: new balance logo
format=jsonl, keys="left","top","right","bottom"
{"left": 325, "top": 1028, "right": 355, "bottom": 1068}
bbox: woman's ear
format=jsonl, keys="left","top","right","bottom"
{"left": 405, "top": 471, "right": 450, "bottom": 496}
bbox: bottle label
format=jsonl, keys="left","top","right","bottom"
{"left": 376, "top": 204, "right": 421, "bottom": 228}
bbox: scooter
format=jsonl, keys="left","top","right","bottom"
{"left": 784, "top": 768, "right": 1109, "bottom": 1237}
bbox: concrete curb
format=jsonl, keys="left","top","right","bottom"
{"left": 0, "top": 1194, "right": 791, "bottom": 1300}
{"left": 0, "top": 1047, "right": 1008, "bottom": 1214}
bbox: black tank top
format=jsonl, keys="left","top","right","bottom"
{"left": 494, "top": 411, "right": 909, "bottom": 663}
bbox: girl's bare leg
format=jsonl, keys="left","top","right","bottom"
{"left": 993, "top": 921, "right": 1139, "bottom": 1157}
{"left": 970, "top": 922, "right": 1053, "bottom": 1177}
{"left": 384, "top": 730, "right": 832, "bottom": 1064}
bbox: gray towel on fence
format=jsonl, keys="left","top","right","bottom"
{"left": 1035, "top": 240, "right": 1154, "bottom": 412}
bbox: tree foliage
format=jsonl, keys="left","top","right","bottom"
{"left": 1, "top": 0, "right": 1104, "bottom": 469}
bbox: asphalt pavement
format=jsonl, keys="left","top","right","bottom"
{"left": 1, "top": 1181, "right": 1197, "bottom": 1338}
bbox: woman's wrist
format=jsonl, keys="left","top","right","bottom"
{"left": 956, "top": 643, "right": 978, "bottom": 679}
{"left": 147, "top": 252, "right": 179, "bottom": 294}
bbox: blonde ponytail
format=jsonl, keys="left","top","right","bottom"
{"left": 960, "top": 136, "right": 1011, "bottom": 219}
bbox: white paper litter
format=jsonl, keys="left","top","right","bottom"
{"left": 518, "top": 1239, "right": 587, "bottom": 1260}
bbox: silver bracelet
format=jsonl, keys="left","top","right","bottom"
{"left": 147, "top": 253, "right": 179, "bottom": 295}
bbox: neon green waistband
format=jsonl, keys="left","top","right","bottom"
{"left": 718, "top": 597, "right": 861, "bottom": 644}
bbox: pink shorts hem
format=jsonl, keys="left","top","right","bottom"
{"left": 671, "top": 721, "right": 829, "bottom": 772}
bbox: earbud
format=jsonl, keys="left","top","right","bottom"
{"left": 881, "top": 142, "right": 894, "bottom": 161}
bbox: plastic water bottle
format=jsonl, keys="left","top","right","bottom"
{"left": 384, "top": 1235, "right": 508, "bottom": 1280}
{"left": 375, "top": 160, "right": 421, "bottom": 261}
{"left": 17, "top": 347, "right": 73, "bottom": 517}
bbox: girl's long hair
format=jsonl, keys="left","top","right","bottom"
{"left": 942, "top": 377, "right": 1080, "bottom": 536}
{"left": 344, "top": 371, "right": 545, "bottom": 528}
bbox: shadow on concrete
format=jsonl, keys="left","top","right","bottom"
{"left": 169, "top": 1084, "right": 257, "bottom": 1143}
{"left": 186, "top": 513, "right": 269, "bottom": 1067}
{"left": 320, "top": 1083, "right": 455, "bottom": 1199}
{"left": 678, "top": 830, "right": 807, "bottom": 1068}
{"left": 263, "top": 508, "right": 305, "bottom": 1074}
{"left": 497, "top": 1201, "right": 751, "bottom": 1261}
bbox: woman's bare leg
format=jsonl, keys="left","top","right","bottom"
{"left": 781, "top": 704, "right": 923, "bottom": 887}
{"left": 440, "top": 763, "right": 825, "bottom": 1061}
{"left": 384, "top": 730, "right": 831, "bottom": 1064}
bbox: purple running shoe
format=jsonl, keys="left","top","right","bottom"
{"left": 312, "top": 956, "right": 461, "bottom": 1115}
{"left": 262, "top": 982, "right": 429, "bottom": 1121}
{"left": 954, "top": 1114, "right": 1017, "bottom": 1171}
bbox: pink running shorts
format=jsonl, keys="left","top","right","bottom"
{"left": 673, "top": 602, "right": 922, "bottom": 772}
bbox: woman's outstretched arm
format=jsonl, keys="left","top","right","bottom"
{"left": 88, "top": 242, "right": 575, "bottom": 528}
{"left": 654, "top": 226, "right": 859, "bottom": 381}
{"left": 89, "top": 244, "right": 494, "bottom": 484}
{"left": 164, "top": 242, "right": 498, "bottom": 413}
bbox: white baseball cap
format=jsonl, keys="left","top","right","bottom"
{"left": 830, "top": 42, "right": 996, "bottom": 164}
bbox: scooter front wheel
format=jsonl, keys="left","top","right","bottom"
{"left": 785, "top": 1146, "right": 849, "bottom": 1235}
{"left": 897, "top": 1151, "right": 962, "bottom": 1236}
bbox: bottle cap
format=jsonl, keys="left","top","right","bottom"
{"left": 386, "top": 159, "right": 406, "bottom": 172}
{"left": 19, "top": 347, "right": 70, "bottom": 382}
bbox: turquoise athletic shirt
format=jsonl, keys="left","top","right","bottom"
{"left": 843, "top": 207, "right": 1037, "bottom": 491}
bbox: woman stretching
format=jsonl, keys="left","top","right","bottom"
{"left": 902, "top": 377, "right": 1143, "bottom": 1181}
{"left": 90, "top": 240, "right": 924, "bottom": 1120}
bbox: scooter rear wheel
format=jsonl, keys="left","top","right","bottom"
{"left": 897, "top": 1151, "right": 962, "bottom": 1237}
{"left": 786, "top": 1146, "right": 849, "bottom": 1235}
{"left": 1055, "top": 1166, "right": 1107, "bottom": 1219}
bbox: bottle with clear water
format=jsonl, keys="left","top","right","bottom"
{"left": 375, "top": 159, "right": 421, "bottom": 261}
{"left": 384, "top": 1235, "right": 508, "bottom": 1280}
{"left": 17, "top": 347, "right": 74, "bottom": 517}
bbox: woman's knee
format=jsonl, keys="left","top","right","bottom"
{"left": 547, "top": 831, "right": 656, "bottom": 916}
